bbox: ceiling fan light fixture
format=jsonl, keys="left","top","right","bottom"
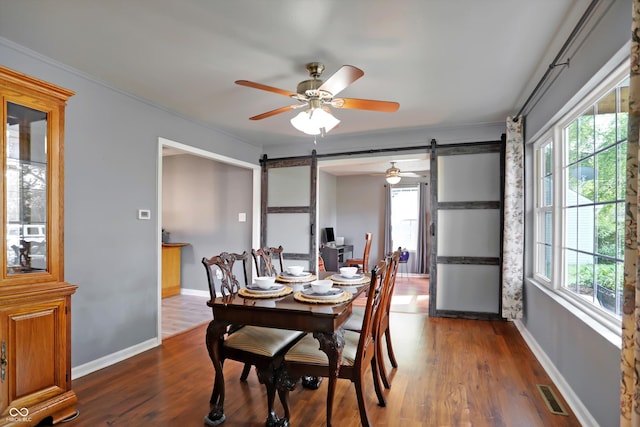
{"left": 290, "top": 107, "right": 340, "bottom": 136}
{"left": 385, "top": 162, "right": 402, "bottom": 184}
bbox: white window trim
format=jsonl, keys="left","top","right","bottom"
{"left": 530, "top": 57, "right": 629, "bottom": 343}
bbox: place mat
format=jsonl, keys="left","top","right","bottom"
{"left": 293, "top": 290, "right": 353, "bottom": 304}
{"left": 330, "top": 274, "right": 371, "bottom": 286}
{"left": 239, "top": 286, "right": 293, "bottom": 299}
{"left": 276, "top": 273, "right": 317, "bottom": 283}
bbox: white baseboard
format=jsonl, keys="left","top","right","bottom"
{"left": 180, "top": 288, "right": 210, "bottom": 298}
{"left": 71, "top": 337, "right": 159, "bottom": 380}
{"left": 513, "top": 319, "right": 599, "bottom": 427}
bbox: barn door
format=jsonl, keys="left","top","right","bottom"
{"left": 429, "top": 139, "right": 505, "bottom": 319}
{"left": 260, "top": 151, "right": 317, "bottom": 273}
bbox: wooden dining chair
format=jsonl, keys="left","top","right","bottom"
{"left": 344, "top": 251, "right": 400, "bottom": 389}
{"left": 251, "top": 245, "right": 284, "bottom": 277}
{"left": 278, "top": 259, "right": 389, "bottom": 427}
{"left": 202, "top": 251, "right": 305, "bottom": 426}
{"left": 345, "top": 232, "right": 373, "bottom": 273}
{"left": 318, "top": 254, "right": 326, "bottom": 272}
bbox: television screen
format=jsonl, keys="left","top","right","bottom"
{"left": 325, "top": 227, "right": 335, "bottom": 243}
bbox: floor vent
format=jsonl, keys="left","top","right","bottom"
{"left": 536, "top": 384, "right": 569, "bottom": 416}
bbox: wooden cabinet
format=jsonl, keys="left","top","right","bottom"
{"left": 162, "top": 243, "right": 189, "bottom": 298}
{"left": 320, "top": 245, "right": 354, "bottom": 271}
{"left": 0, "top": 66, "right": 77, "bottom": 426}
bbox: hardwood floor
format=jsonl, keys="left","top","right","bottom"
{"left": 63, "top": 288, "right": 581, "bottom": 426}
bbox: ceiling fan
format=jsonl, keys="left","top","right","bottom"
{"left": 235, "top": 62, "right": 399, "bottom": 136}
{"left": 371, "top": 161, "right": 426, "bottom": 184}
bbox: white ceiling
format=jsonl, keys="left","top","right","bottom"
{"left": 0, "top": 0, "right": 589, "bottom": 174}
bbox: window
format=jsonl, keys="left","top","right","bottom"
{"left": 533, "top": 64, "right": 629, "bottom": 320}
{"left": 391, "top": 185, "right": 419, "bottom": 251}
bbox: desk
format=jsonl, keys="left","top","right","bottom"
{"left": 205, "top": 273, "right": 368, "bottom": 426}
{"left": 320, "top": 244, "right": 354, "bottom": 271}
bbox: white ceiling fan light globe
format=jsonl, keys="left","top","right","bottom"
{"left": 290, "top": 110, "right": 320, "bottom": 135}
{"left": 386, "top": 174, "right": 401, "bottom": 184}
{"left": 290, "top": 107, "right": 340, "bottom": 136}
{"left": 385, "top": 162, "right": 402, "bottom": 184}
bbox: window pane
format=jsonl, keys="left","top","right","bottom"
{"left": 618, "top": 80, "right": 629, "bottom": 142}
{"left": 566, "top": 121, "right": 578, "bottom": 164}
{"left": 595, "top": 147, "right": 616, "bottom": 202}
{"left": 544, "top": 211, "right": 552, "bottom": 245}
{"left": 543, "top": 176, "right": 552, "bottom": 206}
{"left": 545, "top": 245, "right": 552, "bottom": 278}
{"left": 578, "top": 107, "right": 595, "bottom": 158}
{"left": 577, "top": 254, "right": 594, "bottom": 298}
{"left": 595, "top": 90, "right": 617, "bottom": 150}
{"left": 566, "top": 166, "right": 578, "bottom": 206}
{"left": 577, "top": 159, "right": 595, "bottom": 202}
{"left": 577, "top": 205, "right": 594, "bottom": 253}
{"left": 565, "top": 249, "right": 578, "bottom": 293}
{"left": 594, "top": 256, "right": 617, "bottom": 314}
{"left": 391, "top": 186, "right": 419, "bottom": 250}
{"left": 543, "top": 143, "right": 552, "bottom": 176}
{"left": 596, "top": 203, "right": 616, "bottom": 257}
{"left": 617, "top": 202, "right": 625, "bottom": 260}
{"left": 565, "top": 207, "right": 578, "bottom": 250}
{"left": 536, "top": 242, "right": 552, "bottom": 279}
{"left": 618, "top": 142, "right": 627, "bottom": 199}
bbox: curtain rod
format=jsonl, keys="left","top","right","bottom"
{"left": 513, "top": 0, "right": 601, "bottom": 121}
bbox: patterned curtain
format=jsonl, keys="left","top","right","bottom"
{"left": 621, "top": 1, "right": 640, "bottom": 424}
{"left": 501, "top": 116, "right": 524, "bottom": 319}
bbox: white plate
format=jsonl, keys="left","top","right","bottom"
{"left": 282, "top": 271, "right": 312, "bottom": 278}
{"left": 331, "top": 273, "right": 365, "bottom": 282}
{"left": 246, "top": 284, "right": 286, "bottom": 294}
{"left": 301, "top": 288, "right": 344, "bottom": 300}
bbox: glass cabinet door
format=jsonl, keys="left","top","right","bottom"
{"left": 5, "top": 102, "right": 48, "bottom": 275}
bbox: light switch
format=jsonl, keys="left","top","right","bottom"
{"left": 138, "top": 209, "right": 151, "bottom": 220}
{"left": 238, "top": 212, "right": 246, "bottom": 222}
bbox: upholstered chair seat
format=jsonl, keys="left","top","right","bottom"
{"left": 225, "top": 326, "right": 303, "bottom": 357}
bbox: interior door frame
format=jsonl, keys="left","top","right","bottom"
{"left": 429, "top": 137, "right": 505, "bottom": 320}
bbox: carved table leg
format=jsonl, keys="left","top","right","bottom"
{"left": 256, "top": 364, "right": 283, "bottom": 427}
{"left": 205, "top": 320, "right": 229, "bottom": 426}
{"left": 313, "top": 328, "right": 345, "bottom": 427}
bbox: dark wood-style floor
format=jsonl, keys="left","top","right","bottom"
{"left": 60, "top": 277, "right": 581, "bottom": 426}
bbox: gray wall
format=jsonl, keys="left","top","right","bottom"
{"left": 522, "top": 1, "right": 630, "bottom": 426}
{"left": 162, "top": 154, "right": 253, "bottom": 292}
{"left": 318, "top": 170, "right": 337, "bottom": 233}
{"left": 0, "top": 40, "right": 262, "bottom": 368}
{"left": 335, "top": 175, "right": 388, "bottom": 268}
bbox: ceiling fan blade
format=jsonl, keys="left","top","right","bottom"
{"left": 249, "top": 104, "right": 303, "bottom": 120}
{"left": 318, "top": 65, "right": 364, "bottom": 96}
{"left": 235, "top": 80, "right": 297, "bottom": 98}
{"left": 333, "top": 97, "right": 400, "bottom": 112}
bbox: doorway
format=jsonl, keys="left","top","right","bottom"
{"left": 156, "top": 137, "right": 261, "bottom": 341}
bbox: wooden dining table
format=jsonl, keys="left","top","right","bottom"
{"left": 205, "top": 271, "right": 370, "bottom": 426}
